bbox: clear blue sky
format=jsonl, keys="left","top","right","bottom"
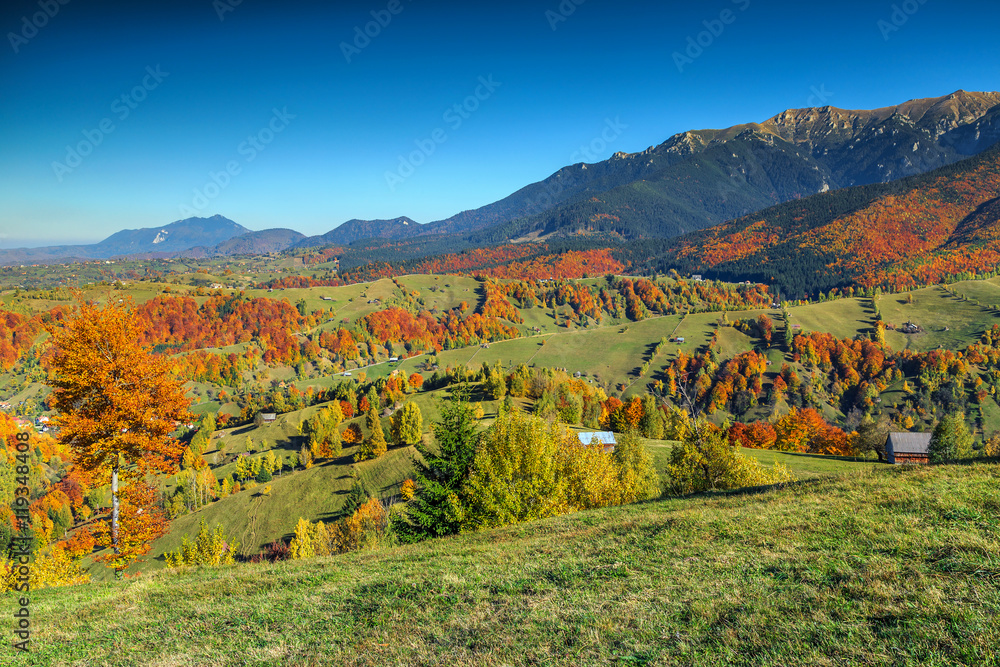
{"left": 0, "top": 0, "right": 997, "bottom": 246}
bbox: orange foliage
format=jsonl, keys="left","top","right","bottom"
{"left": 60, "top": 526, "right": 96, "bottom": 559}
{"left": 729, "top": 421, "right": 777, "bottom": 450}
{"left": 342, "top": 423, "right": 363, "bottom": 444}
{"left": 93, "top": 482, "right": 169, "bottom": 574}
{"left": 138, "top": 294, "right": 304, "bottom": 365}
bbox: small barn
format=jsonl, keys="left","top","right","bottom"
{"left": 885, "top": 432, "right": 932, "bottom": 465}
{"left": 578, "top": 432, "right": 617, "bottom": 453}
{"left": 259, "top": 412, "right": 277, "bottom": 424}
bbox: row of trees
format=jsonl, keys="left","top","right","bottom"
{"left": 397, "top": 393, "right": 662, "bottom": 540}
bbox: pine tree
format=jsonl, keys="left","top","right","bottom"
{"left": 342, "top": 472, "right": 370, "bottom": 518}
{"left": 398, "top": 389, "right": 479, "bottom": 540}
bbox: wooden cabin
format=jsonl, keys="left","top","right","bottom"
{"left": 885, "top": 432, "right": 932, "bottom": 464}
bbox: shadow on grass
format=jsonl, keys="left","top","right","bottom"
{"left": 775, "top": 451, "right": 881, "bottom": 464}
{"left": 659, "top": 476, "right": 832, "bottom": 503}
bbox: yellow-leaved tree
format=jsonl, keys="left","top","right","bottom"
{"left": 48, "top": 294, "right": 192, "bottom": 577}
{"left": 355, "top": 406, "right": 387, "bottom": 462}
{"left": 164, "top": 519, "right": 239, "bottom": 567}
{"left": 460, "top": 411, "right": 662, "bottom": 532}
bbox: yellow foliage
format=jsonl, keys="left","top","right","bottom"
{"left": 288, "top": 517, "right": 315, "bottom": 560}
{"left": 0, "top": 546, "right": 90, "bottom": 592}
{"left": 667, "top": 427, "right": 795, "bottom": 495}
{"left": 461, "top": 411, "right": 661, "bottom": 532}
{"left": 985, "top": 435, "right": 1000, "bottom": 458}
{"left": 164, "top": 519, "right": 238, "bottom": 568}
{"left": 332, "top": 498, "right": 388, "bottom": 554}
{"left": 287, "top": 499, "right": 390, "bottom": 561}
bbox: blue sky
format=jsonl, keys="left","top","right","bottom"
{"left": 0, "top": 0, "right": 998, "bottom": 246}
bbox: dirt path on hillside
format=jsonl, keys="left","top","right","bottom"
{"left": 241, "top": 494, "right": 264, "bottom": 557}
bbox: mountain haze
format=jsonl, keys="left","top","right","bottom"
{"left": 295, "top": 217, "right": 421, "bottom": 247}
{"left": 0, "top": 215, "right": 250, "bottom": 265}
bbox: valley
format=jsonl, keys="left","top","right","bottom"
{"left": 2, "top": 77, "right": 1000, "bottom": 665}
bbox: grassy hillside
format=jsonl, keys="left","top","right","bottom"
{"left": 98, "top": 433, "right": 873, "bottom": 583}
{"left": 19, "top": 463, "right": 1000, "bottom": 666}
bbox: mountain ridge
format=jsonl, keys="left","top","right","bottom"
{"left": 470, "top": 90, "right": 1000, "bottom": 243}
{"left": 626, "top": 141, "right": 1000, "bottom": 297}
{"left": 5, "top": 90, "right": 1000, "bottom": 265}
{"left": 0, "top": 215, "right": 250, "bottom": 265}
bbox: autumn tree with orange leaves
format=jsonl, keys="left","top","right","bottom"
{"left": 47, "top": 295, "right": 192, "bottom": 577}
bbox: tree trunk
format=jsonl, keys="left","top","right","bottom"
{"left": 111, "top": 461, "right": 121, "bottom": 579}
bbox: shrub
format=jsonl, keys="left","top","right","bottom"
{"left": 164, "top": 520, "right": 239, "bottom": 568}
{"left": 461, "top": 411, "right": 661, "bottom": 531}
{"left": 667, "top": 426, "right": 794, "bottom": 496}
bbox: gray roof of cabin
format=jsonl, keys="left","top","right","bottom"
{"left": 886, "top": 432, "right": 931, "bottom": 454}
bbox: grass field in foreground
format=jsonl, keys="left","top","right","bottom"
{"left": 18, "top": 463, "right": 1000, "bottom": 666}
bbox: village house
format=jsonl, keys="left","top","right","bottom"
{"left": 885, "top": 432, "right": 932, "bottom": 464}
{"left": 578, "top": 432, "right": 617, "bottom": 453}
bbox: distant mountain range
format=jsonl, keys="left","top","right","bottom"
{"left": 471, "top": 89, "right": 1000, "bottom": 243}
{"left": 629, "top": 142, "right": 1000, "bottom": 298}
{"left": 302, "top": 89, "right": 1000, "bottom": 245}
{"left": 3, "top": 90, "right": 999, "bottom": 267}
{"left": 0, "top": 215, "right": 251, "bottom": 265}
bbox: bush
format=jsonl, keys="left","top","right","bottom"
{"left": 164, "top": 520, "right": 239, "bottom": 568}
{"left": 461, "top": 411, "right": 661, "bottom": 531}
{"left": 287, "top": 498, "right": 391, "bottom": 560}
{"left": 667, "top": 425, "right": 794, "bottom": 496}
